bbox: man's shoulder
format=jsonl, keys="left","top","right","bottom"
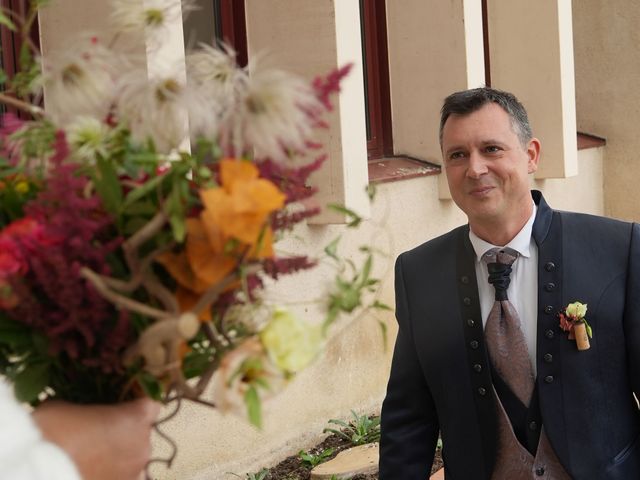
{"left": 558, "top": 209, "right": 634, "bottom": 234}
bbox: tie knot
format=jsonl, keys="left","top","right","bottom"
{"left": 483, "top": 247, "right": 518, "bottom": 301}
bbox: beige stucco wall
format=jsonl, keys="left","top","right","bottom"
{"left": 573, "top": 0, "right": 640, "bottom": 221}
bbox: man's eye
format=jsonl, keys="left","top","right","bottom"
{"left": 449, "top": 152, "right": 465, "bottom": 160}
{"left": 485, "top": 146, "right": 500, "bottom": 153}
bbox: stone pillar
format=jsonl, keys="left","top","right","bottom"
{"left": 488, "top": 0, "right": 577, "bottom": 179}
{"left": 386, "top": 0, "right": 485, "bottom": 199}
{"left": 245, "top": 0, "right": 370, "bottom": 223}
{"left": 38, "top": 0, "right": 189, "bottom": 150}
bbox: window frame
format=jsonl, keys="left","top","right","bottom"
{"left": 360, "top": 0, "right": 393, "bottom": 160}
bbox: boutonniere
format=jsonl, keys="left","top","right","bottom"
{"left": 558, "top": 301, "right": 592, "bottom": 350}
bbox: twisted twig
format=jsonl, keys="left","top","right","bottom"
{"left": 144, "top": 395, "right": 182, "bottom": 479}
{"left": 80, "top": 267, "right": 170, "bottom": 320}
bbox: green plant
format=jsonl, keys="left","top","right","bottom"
{"left": 323, "top": 410, "right": 381, "bottom": 446}
{"left": 246, "top": 469, "right": 269, "bottom": 480}
{"left": 298, "top": 447, "right": 335, "bottom": 468}
{"left": 228, "top": 468, "right": 269, "bottom": 480}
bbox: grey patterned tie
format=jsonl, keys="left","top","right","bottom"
{"left": 483, "top": 247, "right": 535, "bottom": 407}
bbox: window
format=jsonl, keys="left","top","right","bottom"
{"left": 0, "top": 0, "right": 40, "bottom": 119}
{"left": 184, "top": 0, "right": 247, "bottom": 67}
{"left": 360, "top": 0, "right": 392, "bottom": 160}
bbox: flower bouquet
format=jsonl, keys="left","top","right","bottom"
{"left": 0, "top": 0, "right": 382, "bottom": 441}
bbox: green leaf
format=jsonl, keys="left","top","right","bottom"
{"left": 327, "top": 204, "right": 362, "bottom": 228}
{"left": 122, "top": 173, "right": 167, "bottom": 209}
{"left": 365, "top": 183, "right": 377, "bottom": 201}
{"left": 123, "top": 216, "right": 150, "bottom": 236}
{"left": 358, "top": 255, "right": 373, "bottom": 287}
{"left": 0, "top": 11, "right": 16, "bottom": 31}
{"left": 0, "top": 317, "right": 32, "bottom": 348}
{"left": 377, "top": 319, "right": 388, "bottom": 352}
{"left": 122, "top": 199, "right": 158, "bottom": 216}
{"left": 585, "top": 323, "right": 593, "bottom": 339}
{"left": 94, "top": 158, "right": 123, "bottom": 214}
{"left": 13, "top": 362, "right": 50, "bottom": 403}
{"left": 136, "top": 371, "right": 163, "bottom": 401}
{"left": 324, "top": 236, "right": 341, "bottom": 261}
{"left": 245, "top": 385, "right": 262, "bottom": 428}
{"left": 372, "top": 300, "right": 392, "bottom": 311}
{"left": 167, "top": 185, "right": 185, "bottom": 242}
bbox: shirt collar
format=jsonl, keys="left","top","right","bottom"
{"left": 469, "top": 203, "right": 537, "bottom": 262}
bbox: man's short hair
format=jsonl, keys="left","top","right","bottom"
{"left": 439, "top": 87, "right": 532, "bottom": 147}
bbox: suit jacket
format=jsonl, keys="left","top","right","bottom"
{"left": 379, "top": 191, "right": 640, "bottom": 479}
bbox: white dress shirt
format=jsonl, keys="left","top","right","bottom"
{"left": 469, "top": 204, "right": 538, "bottom": 373}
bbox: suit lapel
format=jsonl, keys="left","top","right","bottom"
{"left": 532, "top": 191, "right": 571, "bottom": 465}
{"left": 456, "top": 227, "right": 497, "bottom": 480}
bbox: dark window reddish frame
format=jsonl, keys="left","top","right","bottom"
{"left": 360, "top": 0, "right": 393, "bottom": 160}
{"left": 214, "top": 0, "right": 248, "bottom": 68}
{"left": 0, "top": 0, "right": 40, "bottom": 119}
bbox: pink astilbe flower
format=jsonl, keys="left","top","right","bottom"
{"left": 262, "top": 256, "right": 317, "bottom": 281}
{"left": 258, "top": 155, "right": 326, "bottom": 231}
{"left": 312, "top": 64, "right": 353, "bottom": 113}
{"left": 0, "top": 113, "right": 26, "bottom": 166}
{"left": 4, "top": 137, "right": 132, "bottom": 374}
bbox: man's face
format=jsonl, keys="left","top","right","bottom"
{"left": 441, "top": 103, "right": 539, "bottom": 232}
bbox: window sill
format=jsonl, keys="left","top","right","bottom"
{"left": 577, "top": 132, "right": 606, "bottom": 150}
{"left": 367, "top": 134, "right": 603, "bottom": 184}
{"left": 368, "top": 156, "right": 441, "bottom": 184}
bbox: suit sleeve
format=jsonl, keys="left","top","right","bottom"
{"left": 624, "top": 222, "right": 640, "bottom": 398}
{"left": 379, "top": 254, "right": 439, "bottom": 479}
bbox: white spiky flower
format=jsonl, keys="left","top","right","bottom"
{"left": 116, "top": 68, "right": 195, "bottom": 153}
{"left": 65, "top": 116, "right": 112, "bottom": 162}
{"left": 186, "top": 43, "right": 240, "bottom": 139}
{"left": 38, "top": 36, "right": 120, "bottom": 125}
{"left": 111, "top": 0, "right": 196, "bottom": 43}
{"left": 224, "top": 60, "right": 324, "bottom": 163}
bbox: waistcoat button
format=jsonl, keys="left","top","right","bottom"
{"left": 544, "top": 282, "right": 556, "bottom": 292}
{"left": 545, "top": 329, "right": 554, "bottom": 339}
{"left": 544, "top": 305, "right": 554, "bottom": 314}
{"left": 544, "top": 262, "right": 556, "bottom": 272}
{"left": 535, "top": 466, "right": 545, "bottom": 476}
{"left": 469, "top": 340, "right": 479, "bottom": 349}
{"left": 543, "top": 353, "right": 553, "bottom": 363}
{"left": 463, "top": 297, "right": 471, "bottom": 306}
{"left": 473, "top": 364, "right": 482, "bottom": 373}
{"left": 545, "top": 375, "right": 554, "bottom": 383}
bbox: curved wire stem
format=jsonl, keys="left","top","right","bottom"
{"left": 144, "top": 395, "right": 182, "bottom": 479}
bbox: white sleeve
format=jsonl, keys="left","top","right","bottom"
{"left": 0, "top": 381, "right": 81, "bottom": 480}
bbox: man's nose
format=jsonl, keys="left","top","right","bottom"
{"left": 467, "top": 152, "right": 488, "bottom": 179}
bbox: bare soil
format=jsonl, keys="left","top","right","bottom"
{"left": 262, "top": 433, "right": 443, "bottom": 479}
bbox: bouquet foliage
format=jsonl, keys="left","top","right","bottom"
{"left": 0, "top": 0, "right": 383, "bottom": 429}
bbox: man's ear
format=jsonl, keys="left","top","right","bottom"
{"left": 526, "top": 138, "right": 541, "bottom": 174}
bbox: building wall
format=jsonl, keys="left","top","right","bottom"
{"left": 36, "top": 1, "right": 609, "bottom": 478}
{"left": 573, "top": 0, "right": 640, "bottom": 221}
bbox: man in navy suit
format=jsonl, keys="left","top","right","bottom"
{"left": 379, "top": 87, "right": 640, "bottom": 479}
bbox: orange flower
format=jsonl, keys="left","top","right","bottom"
{"left": 157, "top": 158, "right": 285, "bottom": 317}
{"left": 201, "top": 158, "right": 285, "bottom": 246}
